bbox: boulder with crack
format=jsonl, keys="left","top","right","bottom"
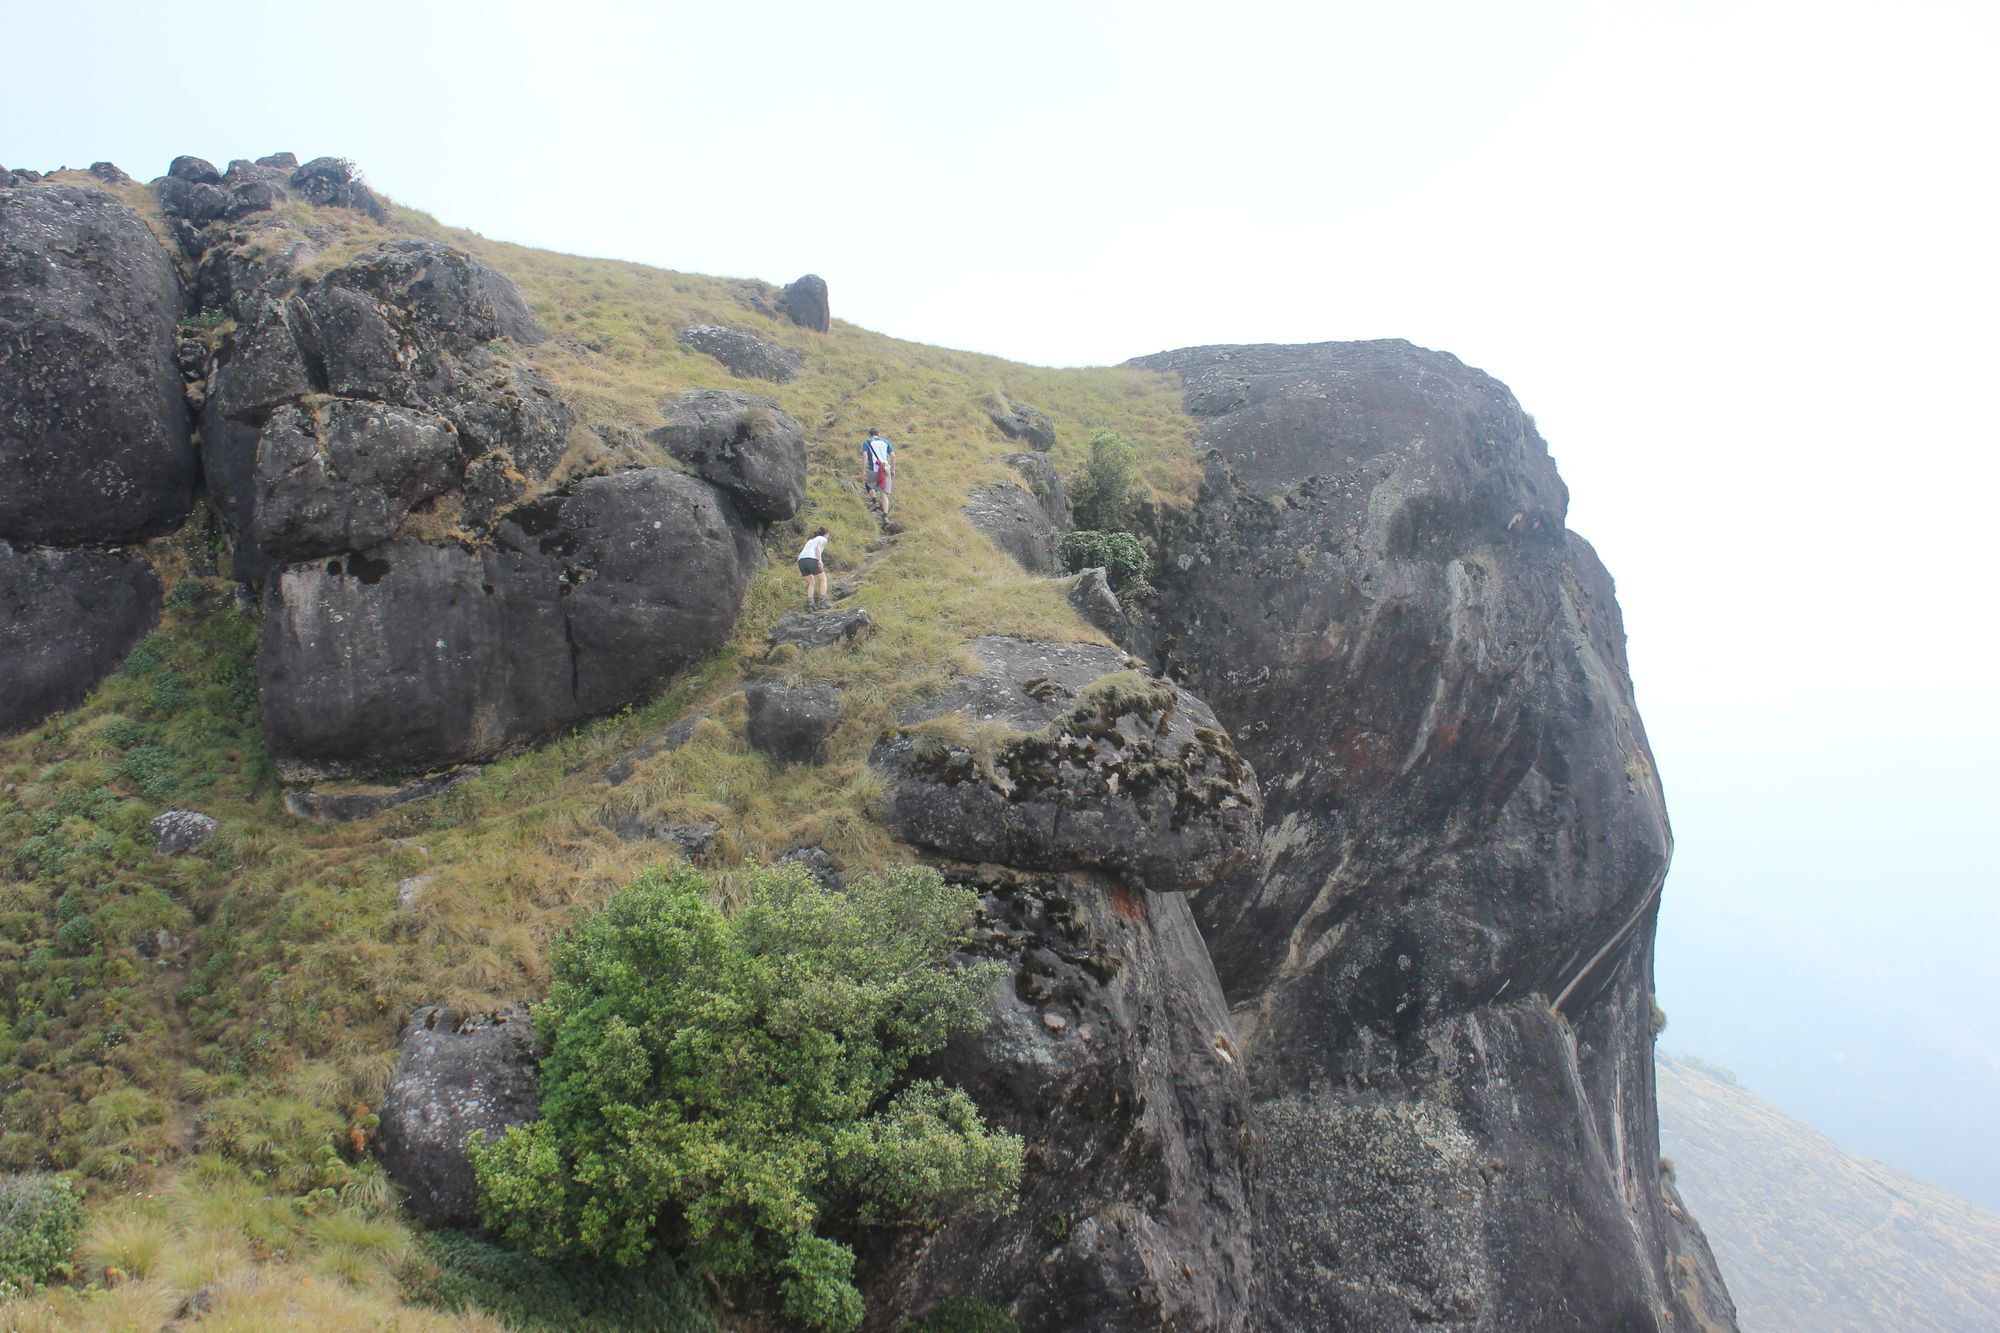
{"left": 649, "top": 389, "right": 806, "bottom": 521}
{"left": 873, "top": 637, "right": 1260, "bottom": 891}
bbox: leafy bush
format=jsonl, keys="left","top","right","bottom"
{"left": 0, "top": 1173, "right": 85, "bottom": 1293}
{"left": 471, "top": 862, "right": 1021, "bottom": 1331}
{"left": 1068, "top": 429, "right": 1140, "bottom": 531}
{"left": 1056, "top": 530, "right": 1152, "bottom": 597}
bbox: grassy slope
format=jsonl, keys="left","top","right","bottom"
{"left": 1657, "top": 1054, "right": 2000, "bottom": 1332}
{"left": 0, "top": 179, "right": 1197, "bottom": 1326}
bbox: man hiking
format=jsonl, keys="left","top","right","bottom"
{"left": 862, "top": 428, "right": 894, "bottom": 520}
{"left": 797, "top": 526, "right": 831, "bottom": 611}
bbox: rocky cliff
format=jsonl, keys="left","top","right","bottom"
{"left": 0, "top": 156, "right": 1729, "bottom": 1331}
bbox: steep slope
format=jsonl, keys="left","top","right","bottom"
{"left": 1658, "top": 1054, "right": 2000, "bottom": 1332}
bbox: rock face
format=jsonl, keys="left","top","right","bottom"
{"left": 676, "top": 324, "right": 804, "bottom": 382}
{"left": 988, "top": 399, "right": 1056, "bottom": 451}
{"left": 1063, "top": 567, "right": 1128, "bottom": 641}
{"left": 1128, "top": 340, "right": 1732, "bottom": 1329}
{"left": 251, "top": 400, "right": 461, "bottom": 560}
{"left": 0, "top": 540, "right": 162, "bottom": 734}
{"left": 768, "top": 607, "right": 874, "bottom": 652}
{"left": 1005, "top": 452, "right": 1071, "bottom": 530}
{"left": 859, "top": 872, "right": 1255, "bottom": 1331}
{"left": 0, "top": 185, "right": 195, "bottom": 546}
{"left": 962, "top": 482, "right": 1060, "bottom": 574}
{"left": 779, "top": 273, "right": 831, "bottom": 332}
{"left": 874, "top": 637, "right": 1260, "bottom": 892}
{"left": 376, "top": 1006, "right": 539, "bottom": 1228}
{"left": 259, "top": 469, "right": 758, "bottom": 778}
{"left": 649, "top": 389, "right": 807, "bottom": 521}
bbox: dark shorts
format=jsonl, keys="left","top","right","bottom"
{"left": 798, "top": 557, "right": 822, "bottom": 576}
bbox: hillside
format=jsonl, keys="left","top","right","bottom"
{"left": 1658, "top": 1054, "right": 2000, "bottom": 1332}
{"left": 2, "top": 152, "right": 1731, "bottom": 1329}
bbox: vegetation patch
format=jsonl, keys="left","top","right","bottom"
{"left": 0, "top": 1175, "right": 84, "bottom": 1294}
{"left": 470, "top": 862, "right": 1020, "bottom": 1331}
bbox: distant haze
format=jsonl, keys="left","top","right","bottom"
{"left": 8, "top": 1, "right": 1996, "bottom": 1203}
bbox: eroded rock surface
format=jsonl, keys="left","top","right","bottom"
{"left": 874, "top": 637, "right": 1259, "bottom": 891}
{"left": 0, "top": 185, "right": 194, "bottom": 545}
{"left": 650, "top": 389, "right": 807, "bottom": 521}
{"left": 0, "top": 540, "right": 162, "bottom": 734}
{"left": 963, "top": 482, "right": 1059, "bottom": 574}
{"left": 1129, "top": 339, "right": 1732, "bottom": 1329}
{"left": 988, "top": 399, "right": 1055, "bottom": 451}
{"left": 676, "top": 324, "right": 804, "bottom": 382}
{"left": 860, "top": 873, "right": 1255, "bottom": 1332}
{"left": 376, "top": 1006, "right": 539, "bottom": 1228}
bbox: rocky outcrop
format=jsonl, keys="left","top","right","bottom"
{"left": 780, "top": 273, "right": 831, "bottom": 332}
{"left": 0, "top": 185, "right": 195, "bottom": 546}
{"left": 259, "top": 469, "right": 758, "bottom": 778}
{"left": 988, "top": 399, "right": 1055, "bottom": 451}
{"left": 962, "top": 482, "right": 1059, "bottom": 574}
{"left": 1128, "top": 339, "right": 1731, "bottom": 1329}
{"left": 287, "top": 156, "right": 388, "bottom": 222}
{"left": 874, "top": 637, "right": 1260, "bottom": 892}
{"left": 859, "top": 871, "right": 1255, "bottom": 1331}
{"left": 0, "top": 540, "right": 162, "bottom": 734}
{"left": 283, "top": 768, "right": 481, "bottom": 823}
{"left": 650, "top": 389, "right": 807, "bottom": 521}
{"left": 1004, "top": 452, "right": 1071, "bottom": 530}
{"left": 676, "top": 324, "right": 804, "bottom": 383}
{"left": 769, "top": 607, "right": 874, "bottom": 652}
{"left": 376, "top": 1006, "right": 539, "bottom": 1228}
{"left": 1063, "top": 567, "right": 1128, "bottom": 640}
{"left": 745, "top": 680, "right": 840, "bottom": 766}
{"left": 251, "top": 401, "right": 461, "bottom": 561}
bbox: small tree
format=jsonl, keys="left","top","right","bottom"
{"left": 1068, "top": 430, "right": 1140, "bottom": 532}
{"left": 0, "top": 1174, "right": 84, "bottom": 1294}
{"left": 1056, "top": 531, "right": 1152, "bottom": 598}
{"left": 471, "top": 863, "right": 1021, "bottom": 1332}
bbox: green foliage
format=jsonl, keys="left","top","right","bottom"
{"left": 902, "top": 1296, "right": 1019, "bottom": 1332}
{"left": 1068, "top": 429, "right": 1140, "bottom": 531}
{"left": 0, "top": 1174, "right": 84, "bottom": 1293}
{"left": 1056, "top": 530, "right": 1152, "bottom": 597}
{"left": 471, "top": 862, "right": 1021, "bottom": 1331}
{"left": 404, "top": 1229, "right": 715, "bottom": 1331}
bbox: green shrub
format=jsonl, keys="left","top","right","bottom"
{"left": 1056, "top": 530, "right": 1152, "bottom": 597}
{"left": 0, "top": 1173, "right": 85, "bottom": 1293}
{"left": 903, "top": 1295, "right": 1019, "bottom": 1331}
{"left": 1068, "top": 429, "right": 1139, "bottom": 531}
{"left": 405, "top": 1229, "right": 715, "bottom": 1331}
{"left": 120, "top": 744, "right": 179, "bottom": 800}
{"left": 471, "top": 863, "right": 1021, "bottom": 1332}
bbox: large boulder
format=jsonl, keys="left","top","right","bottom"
{"left": 376, "top": 1006, "right": 539, "bottom": 1228}
{"left": 779, "top": 273, "right": 831, "bottom": 332}
{"left": 962, "top": 481, "right": 1058, "bottom": 574}
{"left": 744, "top": 680, "right": 839, "bottom": 766}
{"left": 676, "top": 324, "right": 804, "bottom": 383}
{"left": 1005, "top": 452, "right": 1071, "bottom": 530}
{"left": 987, "top": 399, "right": 1055, "bottom": 451}
{"left": 873, "top": 637, "right": 1260, "bottom": 892}
{"left": 251, "top": 400, "right": 461, "bottom": 561}
{"left": 258, "top": 468, "right": 758, "bottom": 778}
{"left": 860, "top": 872, "right": 1255, "bottom": 1331}
{"left": 649, "top": 389, "right": 806, "bottom": 521}
{"left": 288, "top": 156, "right": 389, "bottom": 222}
{"left": 1129, "top": 339, "right": 1731, "bottom": 1329}
{"left": 0, "top": 540, "right": 161, "bottom": 734}
{"left": 0, "top": 185, "right": 195, "bottom": 546}
{"left": 316, "top": 240, "right": 546, "bottom": 348}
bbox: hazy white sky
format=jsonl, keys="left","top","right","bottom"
{"left": 10, "top": 0, "right": 1998, "bottom": 1199}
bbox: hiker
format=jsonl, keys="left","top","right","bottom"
{"left": 797, "top": 526, "right": 830, "bottom": 611}
{"left": 862, "top": 428, "right": 894, "bottom": 519}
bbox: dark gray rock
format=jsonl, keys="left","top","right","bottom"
{"left": 259, "top": 468, "right": 756, "bottom": 778}
{"left": 601, "top": 814, "right": 719, "bottom": 861}
{"left": 779, "top": 273, "right": 830, "bottom": 332}
{"left": 88, "top": 162, "right": 131, "bottom": 185}
{"left": 0, "top": 186, "right": 195, "bottom": 545}
{"left": 987, "top": 399, "right": 1055, "bottom": 451}
{"left": 1129, "top": 339, "right": 1731, "bottom": 1329}
{"left": 150, "top": 809, "right": 217, "bottom": 854}
{"left": 744, "top": 680, "right": 839, "bottom": 766}
{"left": 282, "top": 768, "right": 481, "bottom": 823}
{"left": 776, "top": 845, "right": 843, "bottom": 890}
{"left": 874, "top": 637, "right": 1260, "bottom": 892}
{"left": 169, "top": 156, "right": 223, "bottom": 185}
{"left": 1005, "top": 452, "right": 1071, "bottom": 530}
{"left": 0, "top": 540, "right": 161, "bottom": 734}
{"left": 459, "top": 453, "right": 526, "bottom": 534}
{"left": 676, "top": 324, "right": 804, "bottom": 383}
{"left": 649, "top": 389, "right": 806, "bottom": 521}
{"left": 318, "top": 240, "right": 545, "bottom": 348}
{"left": 220, "top": 180, "right": 281, "bottom": 220}
{"left": 251, "top": 400, "right": 461, "bottom": 561}
{"left": 198, "top": 302, "right": 319, "bottom": 582}
{"left": 768, "top": 607, "right": 874, "bottom": 652}
{"left": 860, "top": 873, "right": 1255, "bottom": 1331}
{"left": 1064, "top": 567, "right": 1127, "bottom": 640}
{"left": 255, "top": 152, "right": 299, "bottom": 170}
{"left": 376, "top": 1005, "right": 539, "bottom": 1228}
{"left": 963, "top": 481, "right": 1058, "bottom": 574}
{"left": 154, "top": 176, "right": 228, "bottom": 225}
{"left": 288, "top": 156, "right": 388, "bottom": 222}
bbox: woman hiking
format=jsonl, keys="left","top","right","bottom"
{"left": 797, "top": 526, "right": 831, "bottom": 611}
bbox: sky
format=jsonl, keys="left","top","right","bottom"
{"left": 9, "top": 0, "right": 1998, "bottom": 1205}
